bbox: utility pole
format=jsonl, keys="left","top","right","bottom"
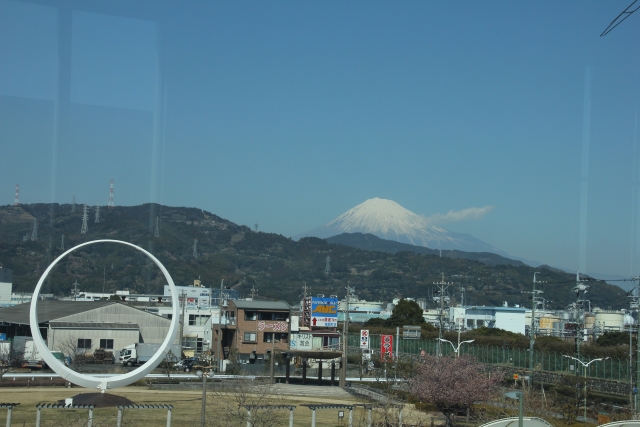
{"left": 630, "top": 276, "right": 640, "bottom": 416}
{"left": 574, "top": 272, "right": 589, "bottom": 377}
{"left": 340, "top": 284, "right": 352, "bottom": 388}
{"left": 433, "top": 274, "right": 451, "bottom": 357}
{"left": 217, "top": 279, "right": 224, "bottom": 373}
{"left": 72, "top": 280, "right": 79, "bottom": 301}
{"left": 179, "top": 291, "right": 186, "bottom": 351}
{"left": 528, "top": 272, "right": 544, "bottom": 387}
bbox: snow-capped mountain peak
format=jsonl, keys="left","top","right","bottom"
{"left": 296, "top": 197, "right": 503, "bottom": 253}
{"left": 326, "top": 197, "right": 445, "bottom": 239}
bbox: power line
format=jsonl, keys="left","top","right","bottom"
{"left": 601, "top": 0, "right": 640, "bottom": 36}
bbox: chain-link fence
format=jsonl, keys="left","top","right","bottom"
{"left": 347, "top": 333, "right": 630, "bottom": 381}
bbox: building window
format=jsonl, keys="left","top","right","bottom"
{"left": 477, "top": 320, "right": 484, "bottom": 327}
{"left": 467, "top": 319, "right": 474, "bottom": 328}
{"left": 99, "top": 339, "right": 114, "bottom": 349}
{"left": 77, "top": 339, "right": 91, "bottom": 349}
{"left": 264, "top": 332, "right": 288, "bottom": 343}
{"left": 243, "top": 332, "right": 257, "bottom": 342}
{"left": 244, "top": 311, "right": 257, "bottom": 321}
{"left": 189, "top": 314, "right": 210, "bottom": 326}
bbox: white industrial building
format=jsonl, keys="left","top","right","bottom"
{"left": 449, "top": 305, "right": 526, "bottom": 334}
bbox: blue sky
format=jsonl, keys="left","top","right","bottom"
{"left": 1, "top": 0, "right": 640, "bottom": 277}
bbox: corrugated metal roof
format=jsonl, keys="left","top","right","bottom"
{"left": 49, "top": 322, "right": 140, "bottom": 330}
{"left": 231, "top": 300, "right": 291, "bottom": 310}
{"left": 0, "top": 301, "right": 122, "bottom": 325}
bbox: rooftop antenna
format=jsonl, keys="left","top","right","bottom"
{"left": 94, "top": 205, "right": 100, "bottom": 223}
{"left": 154, "top": 216, "right": 160, "bottom": 238}
{"left": 13, "top": 184, "right": 19, "bottom": 206}
{"left": 193, "top": 239, "right": 198, "bottom": 258}
{"left": 81, "top": 205, "right": 89, "bottom": 234}
{"left": 108, "top": 179, "right": 114, "bottom": 210}
{"left": 325, "top": 256, "right": 331, "bottom": 275}
{"left": 30, "top": 219, "right": 37, "bottom": 241}
{"left": 71, "top": 195, "right": 76, "bottom": 213}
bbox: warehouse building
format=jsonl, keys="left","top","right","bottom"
{"left": 0, "top": 300, "right": 177, "bottom": 355}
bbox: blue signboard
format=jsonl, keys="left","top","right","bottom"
{"left": 311, "top": 297, "right": 338, "bottom": 328}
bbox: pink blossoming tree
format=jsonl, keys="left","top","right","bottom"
{"left": 410, "top": 354, "right": 504, "bottom": 427}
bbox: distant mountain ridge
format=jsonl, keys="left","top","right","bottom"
{"left": 0, "top": 202, "right": 628, "bottom": 309}
{"left": 326, "top": 232, "right": 525, "bottom": 267}
{"left": 297, "top": 198, "right": 509, "bottom": 255}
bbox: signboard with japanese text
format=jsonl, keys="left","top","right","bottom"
{"left": 290, "top": 332, "right": 313, "bottom": 350}
{"left": 381, "top": 334, "right": 393, "bottom": 360}
{"left": 360, "top": 330, "right": 370, "bottom": 349}
{"left": 311, "top": 297, "right": 338, "bottom": 328}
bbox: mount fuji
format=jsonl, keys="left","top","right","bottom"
{"left": 296, "top": 198, "right": 509, "bottom": 255}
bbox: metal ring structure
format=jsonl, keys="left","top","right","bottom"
{"left": 29, "top": 239, "right": 179, "bottom": 392}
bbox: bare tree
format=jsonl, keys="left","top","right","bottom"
{"left": 206, "top": 380, "right": 288, "bottom": 427}
{"left": 410, "top": 354, "right": 504, "bottom": 427}
{"left": 159, "top": 349, "right": 179, "bottom": 379}
{"left": 0, "top": 341, "right": 15, "bottom": 382}
{"left": 57, "top": 335, "right": 91, "bottom": 373}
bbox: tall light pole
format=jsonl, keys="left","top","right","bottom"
{"left": 436, "top": 338, "right": 474, "bottom": 358}
{"left": 563, "top": 355, "right": 609, "bottom": 422}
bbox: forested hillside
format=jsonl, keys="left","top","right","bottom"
{"left": 0, "top": 203, "right": 629, "bottom": 310}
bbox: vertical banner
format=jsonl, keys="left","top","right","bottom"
{"left": 360, "top": 330, "right": 370, "bottom": 349}
{"left": 381, "top": 334, "right": 393, "bottom": 360}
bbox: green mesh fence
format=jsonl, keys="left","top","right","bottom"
{"left": 347, "top": 332, "right": 630, "bottom": 381}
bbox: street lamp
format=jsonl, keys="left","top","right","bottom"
{"left": 195, "top": 366, "right": 214, "bottom": 427}
{"left": 562, "top": 355, "right": 609, "bottom": 422}
{"left": 504, "top": 391, "right": 524, "bottom": 427}
{"left": 436, "top": 338, "right": 474, "bottom": 358}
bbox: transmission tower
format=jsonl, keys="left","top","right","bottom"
{"left": 72, "top": 195, "right": 76, "bottom": 213}
{"left": 60, "top": 234, "right": 65, "bottom": 250}
{"left": 325, "top": 256, "right": 331, "bottom": 275}
{"left": 108, "top": 179, "right": 114, "bottom": 210}
{"left": 250, "top": 285, "right": 258, "bottom": 300}
{"left": 30, "top": 219, "right": 37, "bottom": 241}
{"left": 81, "top": 205, "right": 89, "bottom": 234}
{"left": 254, "top": 223, "right": 258, "bottom": 232}
{"left": 13, "top": 184, "right": 19, "bottom": 206}
{"left": 154, "top": 216, "right": 160, "bottom": 237}
{"left": 94, "top": 205, "right": 100, "bottom": 223}
{"left": 193, "top": 239, "right": 198, "bottom": 258}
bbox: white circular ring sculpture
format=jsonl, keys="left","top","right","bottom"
{"left": 29, "top": 239, "right": 179, "bottom": 392}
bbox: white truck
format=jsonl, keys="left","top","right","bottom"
{"left": 119, "top": 343, "right": 181, "bottom": 367}
{"left": 12, "top": 336, "right": 50, "bottom": 369}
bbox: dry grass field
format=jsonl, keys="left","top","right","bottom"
{"left": 0, "top": 385, "right": 437, "bottom": 427}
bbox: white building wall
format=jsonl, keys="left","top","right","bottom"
{"left": 0, "top": 283, "right": 11, "bottom": 305}
{"left": 48, "top": 327, "right": 139, "bottom": 354}
{"left": 495, "top": 311, "right": 526, "bottom": 334}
